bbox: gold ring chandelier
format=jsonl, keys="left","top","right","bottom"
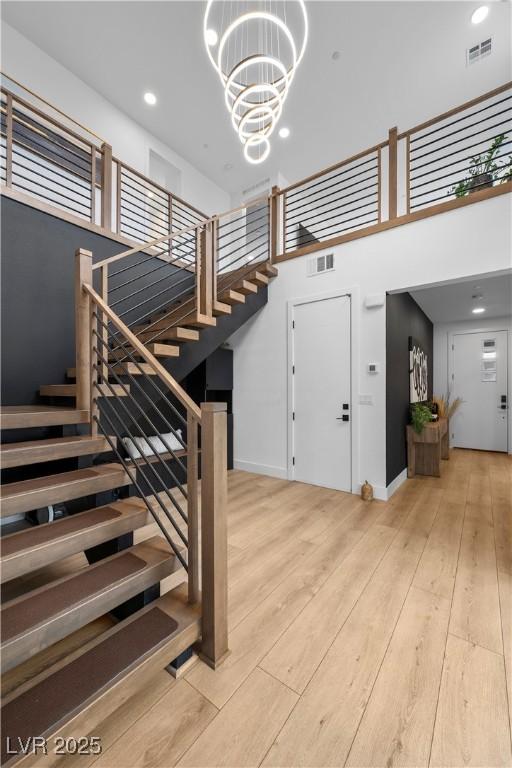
{"left": 204, "top": 1, "right": 308, "bottom": 164}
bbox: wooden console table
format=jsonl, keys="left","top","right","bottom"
{"left": 406, "top": 417, "right": 449, "bottom": 478}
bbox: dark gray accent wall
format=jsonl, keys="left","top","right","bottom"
{"left": 2, "top": 198, "right": 119, "bottom": 405}
{"left": 1, "top": 197, "right": 267, "bottom": 406}
{"left": 386, "top": 291, "right": 433, "bottom": 487}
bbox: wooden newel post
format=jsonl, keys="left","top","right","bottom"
{"left": 187, "top": 412, "right": 200, "bottom": 605}
{"left": 200, "top": 402, "right": 229, "bottom": 668}
{"left": 270, "top": 185, "right": 280, "bottom": 262}
{"left": 100, "top": 143, "right": 113, "bottom": 231}
{"left": 198, "top": 222, "right": 213, "bottom": 320}
{"left": 388, "top": 127, "right": 398, "bottom": 221}
{"left": 75, "top": 248, "right": 93, "bottom": 418}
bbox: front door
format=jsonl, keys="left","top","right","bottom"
{"left": 291, "top": 294, "right": 352, "bottom": 491}
{"left": 451, "top": 329, "right": 508, "bottom": 451}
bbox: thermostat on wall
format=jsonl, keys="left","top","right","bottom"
{"left": 367, "top": 362, "right": 380, "bottom": 374}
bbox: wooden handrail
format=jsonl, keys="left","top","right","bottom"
{"left": 93, "top": 193, "right": 270, "bottom": 270}
{"left": 114, "top": 155, "right": 208, "bottom": 220}
{"left": 3, "top": 71, "right": 510, "bottom": 275}
{"left": 279, "top": 141, "right": 388, "bottom": 196}
{"left": 83, "top": 283, "right": 202, "bottom": 421}
{"left": 91, "top": 220, "right": 203, "bottom": 270}
{"left": 397, "top": 80, "right": 512, "bottom": 140}
{"left": 1, "top": 72, "right": 106, "bottom": 143}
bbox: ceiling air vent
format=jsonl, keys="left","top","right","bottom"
{"left": 307, "top": 253, "right": 334, "bottom": 277}
{"left": 467, "top": 38, "right": 492, "bottom": 65}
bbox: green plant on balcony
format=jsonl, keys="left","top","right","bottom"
{"left": 451, "top": 133, "right": 508, "bottom": 198}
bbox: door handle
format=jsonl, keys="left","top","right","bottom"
{"left": 336, "top": 415, "right": 350, "bottom": 421}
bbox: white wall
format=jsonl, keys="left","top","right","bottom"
{"left": 434, "top": 315, "right": 512, "bottom": 452}
{"left": 229, "top": 193, "right": 512, "bottom": 497}
{"left": 1, "top": 23, "right": 230, "bottom": 215}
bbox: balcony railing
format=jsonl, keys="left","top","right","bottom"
{"left": 1, "top": 74, "right": 511, "bottom": 265}
{"left": 274, "top": 81, "right": 512, "bottom": 261}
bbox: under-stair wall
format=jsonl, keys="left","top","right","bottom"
{"left": 1, "top": 197, "right": 269, "bottom": 408}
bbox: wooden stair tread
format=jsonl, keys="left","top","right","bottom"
{"left": 0, "top": 463, "right": 130, "bottom": 518}
{"left": 212, "top": 301, "right": 232, "bottom": 316}
{"left": 144, "top": 343, "right": 180, "bottom": 358}
{"left": 221, "top": 261, "right": 277, "bottom": 279}
{"left": 160, "top": 327, "right": 200, "bottom": 342}
{"left": 40, "top": 384, "right": 129, "bottom": 398}
{"left": 1, "top": 591, "right": 200, "bottom": 766}
{"left": 0, "top": 406, "right": 89, "bottom": 430}
{"left": 218, "top": 289, "right": 246, "bottom": 305}
{"left": 128, "top": 448, "right": 189, "bottom": 466}
{"left": 1, "top": 498, "right": 148, "bottom": 584}
{"left": 0, "top": 536, "right": 181, "bottom": 673}
{"left": 0, "top": 435, "right": 114, "bottom": 469}
{"left": 67, "top": 363, "right": 158, "bottom": 378}
{"left": 235, "top": 280, "right": 258, "bottom": 295}
{"left": 249, "top": 270, "right": 269, "bottom": 286}
{"left": 181, "top": 313, "right": 217, "bottom": 328}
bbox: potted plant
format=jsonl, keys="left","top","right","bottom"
{"left": 451, "top": 134, "right": 507, "bottom": 198}
{"left": 410, "top": 403, "right": 433, "bottom": 434}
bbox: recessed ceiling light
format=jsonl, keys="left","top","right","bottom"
{"left": 471, "top": 5, "right": 489, "bottom": 24}
{"left": 472, "top": 307, "right": 486, "bottom": 314}
{"left": 279, "top": 127, "right": 290, "bottom": 139}
{"left": 144, "top": 92, "right": 157, "bottom": 106}
{"left": 205, "top": 28, "right": 218, "bottom": 46}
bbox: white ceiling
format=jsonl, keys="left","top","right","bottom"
{"left": 411, "top": 273, "right": 512, "bottom": 323}
{"left": 2, "top": 1, "right": 511, "bottom": 196}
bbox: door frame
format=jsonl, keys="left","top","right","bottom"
{"left": 448, "top": 326, "right": 509, "bottom": 452}
{"left": 286, "top": 287, "right": 360, "bottom": 493}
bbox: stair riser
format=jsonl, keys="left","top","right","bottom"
{"left": 1, "top": 509, "right": 150, "bottom": 584}
{"left": 1, "top": 472, "right": 130, "bottom": 517}
{"left": 1, "top": 559, "right": 184, "bottom": 674}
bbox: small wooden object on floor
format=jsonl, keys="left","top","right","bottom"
{"left": 407, "top": 417, "right": 449, "bottom": 478}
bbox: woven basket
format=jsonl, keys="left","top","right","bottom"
{"left": 361, "top": 480, "right": 374, "bottom": 502}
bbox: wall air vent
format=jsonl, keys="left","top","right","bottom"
{"left": 467, "top": 38, "right": 492, "bottom": 65}
{"left": 307, "top": 253, "right": 334, "bottom": 277}
{"left": 242, "top": 177, "right": 271, "bottom": 201}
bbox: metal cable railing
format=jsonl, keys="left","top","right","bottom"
{"left": 1, "top": 87, "right": 100, "bottom": 222}
{"left": 281, "top": 146, "right": 382, "bottom": 256}
{"left": 84, "top": 286, "right": 200, "bottom": 594}
{"left": 4, "top": 75, "right": 510, "bottom": 270}
{"left": 404, "top": 85, "right": 512, "bottom": 212}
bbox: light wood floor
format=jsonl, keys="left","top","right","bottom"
{"left": 8, "top": 449, "right": 512, "bottom": 767}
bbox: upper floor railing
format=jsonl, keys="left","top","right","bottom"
{"left": 0, "top": 73, "right": 207, "bottom": 245}
{"left": 273, "top": 81, "right": 512, "bottom": 261}
{"left": 2, "top": 74, "right": 511, "bottom": 266}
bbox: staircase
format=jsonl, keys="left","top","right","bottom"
{"left": 1, "top": 198, "right": 276, "bottom": 763}
{"left": 0, "top": 406, "right": 199, "bottom": 766}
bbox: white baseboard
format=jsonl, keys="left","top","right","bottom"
{"left": 385, "top": 468, "right": 408, "bottom": 500}
{"left": 233, "top": 459, "right": 288, "bottom": 480}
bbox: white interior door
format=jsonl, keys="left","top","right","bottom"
{"left": 451, "top": 329, "right": 508, "bottom": 451}
{"left": 291, "top": 294, "right": 351, "bottom": 491}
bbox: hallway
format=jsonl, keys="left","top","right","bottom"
{"left": 10, "top": 449, "right": 512, "bottom": 767}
